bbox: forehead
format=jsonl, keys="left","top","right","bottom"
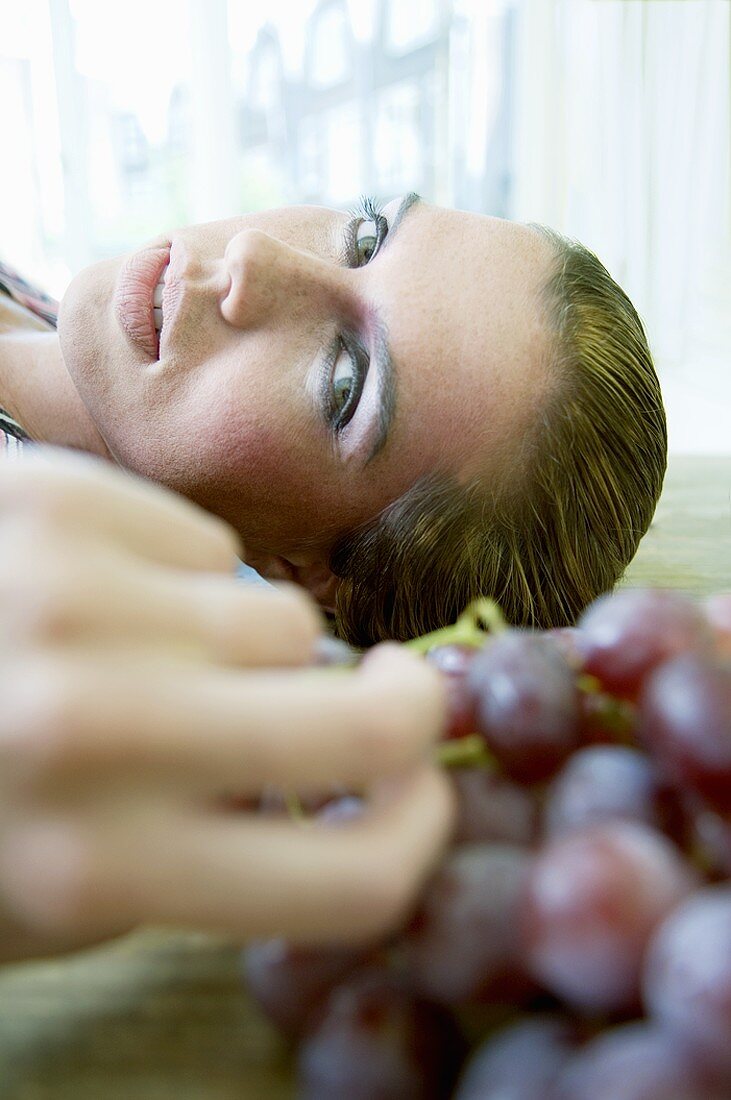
{"left": 373, "top": 204, "right": 557, "bottom": 487}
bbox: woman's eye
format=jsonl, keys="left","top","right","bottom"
{"left": 332, "top": 353, "right": 356, "bottom": 417}
{"left": 354, "top": 216, "right": 387, "bottom": 266}
{"left": 327, "top": 343, "right": 366, "bottom": 432}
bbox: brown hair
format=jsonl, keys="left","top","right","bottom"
{"left": 328, "top": 225, "right": 667, "bottom": 647}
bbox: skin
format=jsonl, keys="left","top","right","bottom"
{"left": 1, "top": 196, "right": 556, "bottom": 607}
{"left": 0, "top": 203, "right": 555, "bottom": 960}
{"left": 0, "top": 450, "right": 451, "bottom": 962}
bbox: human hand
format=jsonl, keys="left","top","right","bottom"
{"left": 0, "top": 448, "right": 452, "bottom": 962}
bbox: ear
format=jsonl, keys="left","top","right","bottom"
{"left": 286, "top": 559, "right": 340, "bottom": 614}
{"left": 245, "top": 552, "right": 339, "bottom": 614}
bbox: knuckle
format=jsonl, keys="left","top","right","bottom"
{"left": 35, "top": 675, "right": 89, "bottom": 773}
{"left": 0, "top": 539, "right": 100, "bottom": 647}
{"left": 20, "top": 576, "right": 80, "bottom": 644}
{"left": 1, "top": 661, "right": 91, "bottom": 787}
{"left": 1, "top": 659, "right": 140, "bottom": 792}
{"left": 0, "top": 525, "right": 76, "bottom": 637}
{"left": 0, "top": 821, "right": 93, "bottom": 938}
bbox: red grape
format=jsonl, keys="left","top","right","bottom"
{"left": 425, "top": 644, "right": 479, "bottom": 741}
{"left": 296, "top": 968, "right": 465, "bottom": 1100}
{"left": 451, "top": 767, "right": 537, "bottom": 846}
{"left": 543, "top": 745, "right": 677, "bottom": 840}
{"left": 241, "top": 938, "right": 367, "bottom": 1037}
{"left": 643, "top": 885, "right": 731, "bottom": 1073}
{"left": 554, "top": 1021, "right": 731, "bottom": 1100}
{"left": 403, "top": 844, "right": 535, "bottom": 1006}
{"left": 520, "top": 821, "right": 697, "bottom": 1013}
{"left": 639, "top": 654, "right": 731, "bottom": 814}
{"left": 577, "top": 588, "right": 710, "bottom": 698}
{"left": 705, "top": 593, "right": 731, "bottom": 658}
{"left": 241, "top": 587, "right": 731, "bottom": 1099}
{"left": 546, "top": 627, "right": 586, "bottom": 670}
{"left": 453, "top": 1015, "right": 582, "bottom": 1099}
{"left": 468, "top": 632, "right": 580, "bottom": 782}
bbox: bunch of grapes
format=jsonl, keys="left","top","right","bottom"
{"left": 240, "top": 587, "right": 731, "bottom": 1099}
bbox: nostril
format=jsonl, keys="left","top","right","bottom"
{"left": 219, "top": 271, "right": 233, "bottom": 306}
{"left": 220, "top": 231, "right": 283, "bottom": 323}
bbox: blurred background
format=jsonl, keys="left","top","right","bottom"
{"left": 0, "top": 0, "right": 728, "bottom": 451}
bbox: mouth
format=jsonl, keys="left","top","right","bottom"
{"left": 152, "top": 263, "right": 169, "bottom": 350}
{"left": 114, "top": 244, "right": 171, "bottom": 360}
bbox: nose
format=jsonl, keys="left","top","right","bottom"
{"left": 220, "top": 227, "right": 347, "bottom": 330}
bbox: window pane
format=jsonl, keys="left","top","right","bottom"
{"left": 67, "top": 0, "right": 195, "bottom": 254}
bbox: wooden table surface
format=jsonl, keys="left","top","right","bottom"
{"left": 0, "top": 455, "right": 729, "bottom": 1100}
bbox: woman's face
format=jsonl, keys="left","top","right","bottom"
{"left": 58, "top": 196, "right": 554, "bottom": 598}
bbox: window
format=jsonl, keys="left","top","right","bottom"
{"left": 386, "top": 0, "right": 440, "bottom": 53}
{"left": 309, "top": 1, "right": 351, "bottom": 88}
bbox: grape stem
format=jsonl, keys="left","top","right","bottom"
{"left": 405, "top": 598, "right": 507, "bottom": 654}
{"left": 435, "top": 733, "right": 497, "bottom": 770}
{"left": 285, "top": 790, "right": 307, "bottom": 821}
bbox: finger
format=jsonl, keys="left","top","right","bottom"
{"left": 174, "top": 576, "right": 323, "bottom": 667}
{"left": 0, "top": 532, "right": 322, "bottom": 667}
{"left": 1, "top": 647, "right": 445, "bottom": 796}
{"left": 0, "top": 445, "right": 241, "bottom": 572}
{"left": 0, "top": 766, "right": 454, "bottom": 944}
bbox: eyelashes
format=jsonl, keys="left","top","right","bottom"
{"left": 350, "top": 194, "right": 386, "bottom": 224}
{"left": 337, "top": 194, "right": 388, "bottom": 267}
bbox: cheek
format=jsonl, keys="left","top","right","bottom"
{"left": 120, "top": 387, "right": 286, "bottom": 494}
{"left": 136, "top": 380, "right": 328, "bottom": 543}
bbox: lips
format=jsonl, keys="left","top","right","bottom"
{"left": 114, "top": 244, "right": 171, "bottom": 359}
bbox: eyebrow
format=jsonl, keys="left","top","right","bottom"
{"left": 360, "top": 191, "right": 422, "bottom": 467}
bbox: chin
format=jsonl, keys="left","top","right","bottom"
{"left": 58, "top": 258, "right": 120, "bottom": 391}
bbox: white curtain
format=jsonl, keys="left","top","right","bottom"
{"left": 508, "top": 0, "right": 730, "bottom": 452}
